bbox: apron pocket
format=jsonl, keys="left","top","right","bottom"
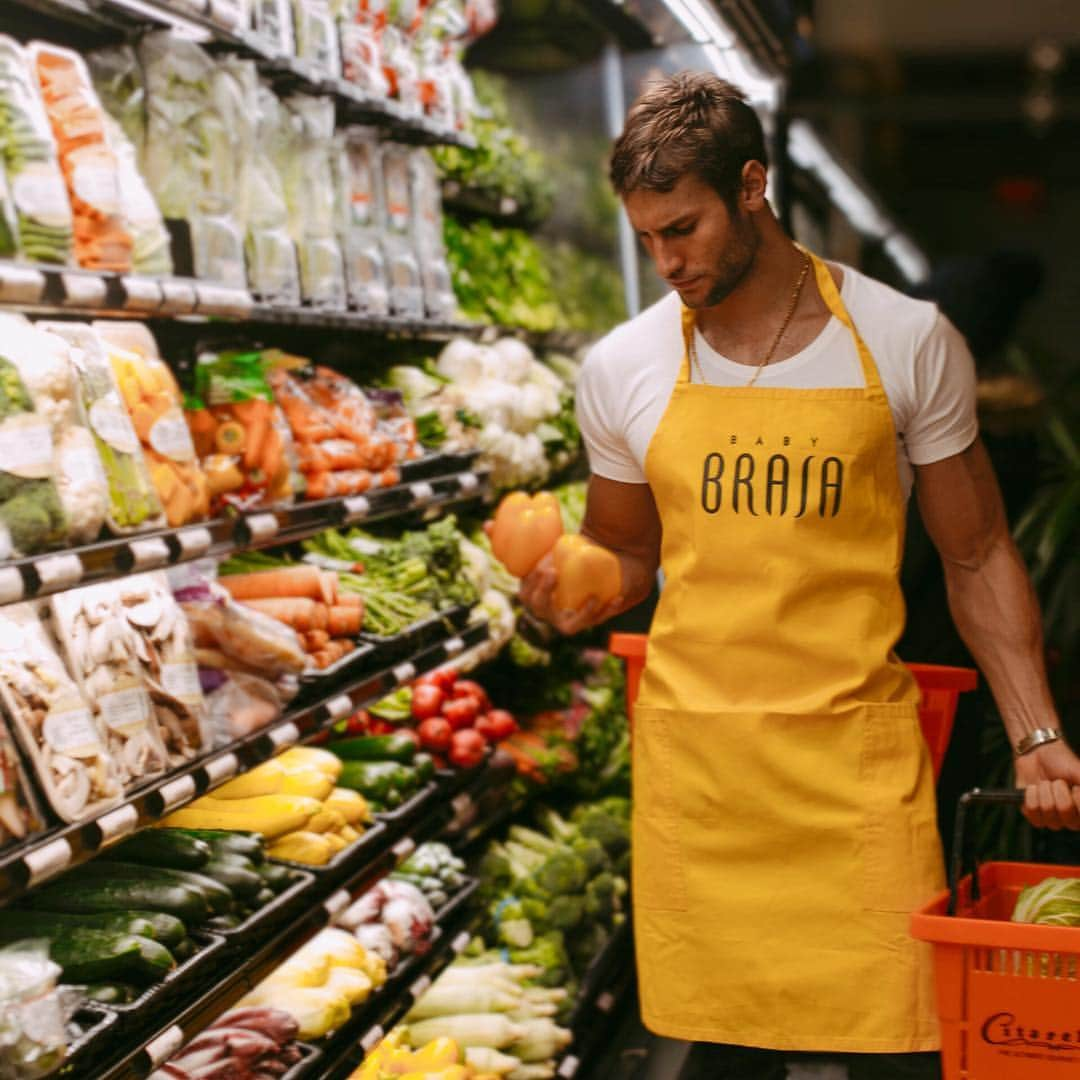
{"left": 859, "top": 702, "right": 945, "bottom": 914}
{"left": 632, "top": 706, "right": 688, "bottom": 912}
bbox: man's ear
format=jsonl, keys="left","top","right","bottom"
{"left": 741, "top": 160, "right": 768, "bottom": 211}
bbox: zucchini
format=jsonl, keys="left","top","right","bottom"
{"left": 66, "top": 861, "right": 234, "bottom": 915}
{"left": 83, "top": 982, "right": 139, "bottom": 1005}
{"left": 0, "top": 909, "right": 159, "bottom": 943}
{"left": 23, "top": 871, "right": 210, "bottom": 926}
{"left": 330, "top": 734, "right": 417, "bottom": 763}
{"left": 206, "top": 913, "right": 242, "bottom": 931}
{"left": 170, "top": 829, "right": 265, "bottom": 864}
{"left": 154, "top": 868, "right": 234, "bottom": 915}
{"left": 255, "top": 862, "right": 292, "bottom": 893}
{"left": 201, "top": 858, "right": 262, "bottom": 901}
{"left": 113, "top": 830, "right": 212, "bottom": 870}
{"left": 44, "top": 928, "right": 175, "bottom": 986}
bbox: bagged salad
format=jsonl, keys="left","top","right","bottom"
{"left": 0, "top": 315, "right": 109, "bottom": 546}
{"left": 0, "top": 36, "right": 74, "bottom": 265}
{"left": 338, "top": 127, "right": 390, "bottom": 315}
{"left": 92, "top": 321, "right": 209, "bottom": 528}
{"left": 292, "top": 0, "right": 342, "bottom": 77}
{"left": 378, "top": 142, "right": 424, "bottom": 318}
{"left": 252, "top": 0, "right": 296, "bottom": 56}
{"left": 29, "top": 42, "right": 134, "bottom": 273}
{"left": 409, "top": 147, "right": 456, "bottom": 319}
{"left": 117, "top": 571, "right": 210, "bottom": 766}
{"left": 39, "top": 322, "right": 165, "bottom": 535}
{"left": 0, "top": 602, "right": 123, "bottom": 823}
{"left": 50, "top": 584, "right": 169, "bottom": 789}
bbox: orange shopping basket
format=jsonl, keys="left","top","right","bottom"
{"left": 911, "top": 789, "right": 1080, "bottom": 1080}
{"left": 608, "top": 632, "right": 977, "bottom": 780}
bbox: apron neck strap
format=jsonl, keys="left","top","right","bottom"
{"left": 677, "top": 247, "right": 886, "bottom": 397}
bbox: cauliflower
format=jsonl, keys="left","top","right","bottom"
{"left": 55, "top": 426, "right": 109, "bottom": 543}
{"left": 491, "top": 336, "right": 535, "bottom": 384}
{"left": 436, "top": 337, "right": 486, "bottom": 385}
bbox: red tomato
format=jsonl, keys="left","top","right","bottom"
{"left": 417, "top": 717, "right": 452, "bottom": 753}
{"left": 411, "top": 683, "right": 444, "bottom": 721}
{"left": 368, "top": 718, "right": 396, "bottom": 735}
{"left": 417, "top": 667, "right": 458, "bottom": 692}
{"left": 345, "top": 710, "right": 371, "bottom": 735}
{"left": 442, "top": 697, "right": 479, "bottom": 730}
{"left": 449, "top": 728, "right": 487, "bottom": 769}
{"left": 476, "top": 709, "right": 517, "bottom": 741}
{"left": 452, "top": 679, "right": 491, "bottom": 711}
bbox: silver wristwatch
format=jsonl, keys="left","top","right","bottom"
{"left": 1014, "top": 727, "right": 1062, "bottom": 757}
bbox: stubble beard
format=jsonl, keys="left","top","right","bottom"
{"left": 687, "top": 208, "right": 761, "bottom": 310}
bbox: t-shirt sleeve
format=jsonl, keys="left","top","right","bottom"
{"left": 575, "top": 343, "right": 649, "bottom": 484}
{"left": 903, "top": 311, "right": 979, "bottom": 466}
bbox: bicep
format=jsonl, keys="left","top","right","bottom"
{"left": 914, "top": 438, "right": 1008, "bottom": 569}
{"left": 581, "top": 476, "right": 661, "bottom": 565}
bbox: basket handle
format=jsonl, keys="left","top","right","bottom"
{"left": 949, "top": 788, "right": 1026, "bottom": 915}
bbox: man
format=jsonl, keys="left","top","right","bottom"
{"left": 520, "top": 72, "right": 1080, "bottom": 1080}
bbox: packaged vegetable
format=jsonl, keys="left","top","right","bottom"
{"left": 252, "top": 0, "right": 296, "bottom": 55}
{"left": 339, "top": 9, "right": 390, "bottom": 98}
{"left": 93, "top": 321, "right": 209, "bottom": 527}
{"left": 0, "top": 714, "right": 43, "bottom": 849}
{"left": 410, "top": 147, "right": 457, "bottom": 319}
{"left": 0, "top": 167, "right": 18, "bottom": 259}
{"left": 86, "top": 44, "right": 145, "bottom": 153}
{"left": 29, "top": 42, "right": 133, "bottom": 272}
{"left": 189, "top": 348, "right": 299, "bottom": 511}
{"left": 39, "top": 322, "right": 165, "bottom": 535}
{"left": 379, "top": 143, "right": 424, "bottom": 318}
{"left": 0, "top": 944, "right": 68, "bottom": 1079}
{"left": 0, "top": 37, "right": 74, "bottom": 265}
{"left": 205, "top": 0, "right": 251, "bottom": 31}
{"left": 339, "top": 127, "right": 390, "bottom": 315}
{"left": 380, "top": 25, "right": 422, "bottom": 117}
{"left": 292, "top": 0, "right": 342, "bottom": 78}
{"left": 0, "top": 603, "right": 123, "bottom": 823}
{"left": 204, "top": 672, "right": 283, "bottom": 743}
{"left": 50, "top": 584, "right": 170, "bottom": 790}
{"left": 117, "top": 572, "right": 211, "bottom": 767}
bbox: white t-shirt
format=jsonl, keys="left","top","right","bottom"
{"left": 577, "top": 264, "right": 979, "bottom": 497}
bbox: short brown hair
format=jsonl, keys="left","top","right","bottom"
{"left": 609, "top": 72, "right": 768, "bottom": 205}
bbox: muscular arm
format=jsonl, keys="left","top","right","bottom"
{"left": 915, "top": 438, "right": 1080, "bottom": 827}
{"left": 519, "top": 476, "right": 661, "bottom": 636}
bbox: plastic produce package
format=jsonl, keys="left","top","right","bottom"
{"left": 205, "top": 0, "right": 251, "bottom": 31}
{"left": 252, "top": 0, "right": 296, "bottom": 55}
{"left": 0, "top": 168, "right": 18, "bottom": 259}
{"left": 292, "top": 0, "right": 342, "bottom": 77}
{"left": 116, "top": 571, "right": 211, "bottom": 766}
{"left": 0, "top": 945, "right": 68, "bottom": 1079}
{"left": 92, "top": 321, "right": 209, "bottom": 527}
{"left": 0, "top": 716, "right": 42, "bottom": 850}
{"left": 378, "top": 143, "right": 424, "bottom": 318}
{"left": 39, "top": 322, "right": 165, "bottom": 536}
{"left": 339, "top": 128, "right": 390, "bottom": 315}
{"left": 0, "top": 602, "right": 123, "bottom": 823}
{"left": 0, "top": 316, "right": 109, "bottom": 546}
{"left": 204, "top": 671, "right": 284, "bottom": 742}
{"left": 50, "top": 584, "right": 170, "bottom": 789}
{"left": 409, "top": 147, "right": 456, "bottom": 319}
{"left": 0, "top": 36, "right": 74, "bottom": 265}
{"left": 86, "top": 44, "right": 145, "bottom": 152}
{"left": 29, "top": 42, "right": 134, "bottom": 273}
{"left": 339, "top": 11, "right": 390, "bottom": 98}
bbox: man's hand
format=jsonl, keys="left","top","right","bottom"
{"left": 1015, "top": 742, "right": 1080, "bottom": 830}
{"left": 519, "top": 549, "right": 629, "bottom": 636}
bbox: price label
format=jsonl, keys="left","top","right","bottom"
{"left": 360, "top": 1026, "right": 385, "bottom": 1054}
{"left": 0, "top": 567, "right": 25, "bottom": 604}
{"left": 268, "top": 722, "right": 300, "bottom": 750}
{"left": 596, "top": 991, "right": 615, "bottom": 1014}
{"left": 128, "top": 537, "right": 170, "bottom": 570}
{"left": 61, "top": 272, "right": 107, "bottom": 307}
{"left": 95, "top": 803, "right": 139, "bottom": 843}
{"left": 120, "top": 276, "right": 163, "bottom": 310}
{"left": 162, "top": 663, "right": 202, "bottom": 703}
{"left": 158, "top": 280, "right": 198, "bottom": 313}
{"left": 325, "top": 695, "right": 354, "bottom": 720}
{"left": 146, "top": 1025, "right": 185, "bottom": 1068}
{"left": 24, "top": 838, "right": 72, "bottom": 886}
{"left": 0, "top": 264, "right": 45, "bottom": 303}
{"left": 204, "top": 752, "right": 239, "bottom": 787}
{"left": 156, "top": 775, "right": 196, "bottom": 813}
{"left": 409, "top": 975, "right": 431, "bottom": 1000}
{"left": 100, "top": 687, "right": 151, "bottom": 737}
{"left": 451, "top": 930, "right": 472, "bottom": 954}
{"left": 410, "top": 481, "right": 434, "bottom": 504}
{"left": 323, "top": 889, "right": 350, "bottom": 919}
{"left": 175, "top": 526, "right": 212, "bottom": 559}
{"left": 557, "top": 1056, "right": 580, "bottom": 1079}
{"left": 34, "top": 553, "right": 83, "bottom": 591}
{"left": 443, "top": 637, "right": 464, "bottom": 658}
{"left": 342, "top": 495, "right": 371, "bottom": 522}
{"left": 391, "top": 837, "right": 415, "bottom": 863}
{"left": 392, "top": 661, "right": 416, "bottom": 684}
{"left": 244, "top": 513, "right": 279, "bottom": 543}
{"left": 196, "top": 285, "right": 253, "bottom": 316}
{"left": 456, "top": 471, "right": 478, "bottom": 492}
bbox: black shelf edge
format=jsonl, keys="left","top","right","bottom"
{"left": 0, "top": 616, "right": 491, "bottom": 903}
{"left": 0, "top": 456, "right": 489, "bottom": 608}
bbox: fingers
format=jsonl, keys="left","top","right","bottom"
{"left": 1021, "top": 780, "right": 1080, "bottom": 830}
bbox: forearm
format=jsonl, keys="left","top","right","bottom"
{"left": 942, "top": 530, "right": 1060, "bottom": 747}
{"left": 580, "top": 526, "right": 657, "bottom": 620}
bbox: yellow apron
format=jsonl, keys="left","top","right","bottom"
{"left": 633, "top": 251, "right": 945, "bottom": 1052}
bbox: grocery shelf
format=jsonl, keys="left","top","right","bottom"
{"left": 441, "top": 181, "right": 543, "bottom": 229}
{"left": 8, "top": 0, "right": 475, "bottom": 148}
{"left": 0, "top": 452, "right": 489, "bottom": 607}
{"left": 0, "top": 615, "right": 491, "bottom": 903}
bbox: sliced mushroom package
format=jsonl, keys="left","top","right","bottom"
{"left": 0, "top": 715, "right": 43, "bottom": 847}
{"left": 0, "top": 602, "right": 123, "bottom": 823}
{"left": 50, "top": 584, "right": 169, "bottom": 789}
{"left": 117, "top": 572, "right": 211, "bottom": 767}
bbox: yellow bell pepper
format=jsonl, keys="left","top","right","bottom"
{"left": 489, "top": 491, "right": 563, "bottom": 578}
{"left": 407, "top": 1038, "right": 462, "bottom": 1069}
{"left": 552, "top": 533, "right": 622, "bottom": 612}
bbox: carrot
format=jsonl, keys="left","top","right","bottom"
{"left": 304, "top": 630, "right": 331, "bottom": 652}
{"left": 242, "top": 597, "right": 320, "bottom": 631}
{"left": 327, "top": 606, "right": 362, "bottom": 638}
{"left": 234, "top": 399, "right": 271, "bottom": 472}
{"left": 336, "top": 593, "right": 364, "bottom": 609}
{"left": 220, "top": 566, "right": 325, "bottom": 602}
{"left": 320, "top": 571, "right": 338, "bottom": 606}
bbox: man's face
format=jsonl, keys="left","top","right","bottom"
{"left": 624, "top": 171, "right": 760, "bottom": 309}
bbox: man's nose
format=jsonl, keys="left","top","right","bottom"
{"left": 653, "top": 239, "right": 683, "bottom": 279}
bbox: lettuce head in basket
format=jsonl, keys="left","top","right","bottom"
{"left": 1011, "top": 877, "right": 1080, "bottom": 926}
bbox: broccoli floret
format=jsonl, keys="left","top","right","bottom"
{"left": 535, "top": 850, "right": 589, "bottom": 897}
{"left": 583, "top": 872, "right": 619, "bottom": 921}
{"left": 535, "top": 805, "right": 577, "bottom": 843}
{"left": 570, "top": 835, "right": 609, "bottom": 876}
{"left": 479, "top": 843, "right": 514, "bottom": 897}
{"left": 509, "top": 931, "right": 570, "bottom": 988}
{"left": 598, "top": 796, "right": 631, "bottom": 820}
{"left": 571, "top": 804, "right": 630, "bottom": 857}
{"left": 613, "top": 849, "right": 631, "bottom": 879}
{"left": 546, "top": 893, "right": 585, "bottom": 931}
{"left": 568, "top": 922, "right": 610, "bottom": 974}
{"left": 490, "top": 894, "right": 547, "bottom": 948}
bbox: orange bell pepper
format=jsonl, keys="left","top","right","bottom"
{"left": 552, "top": 534, "right": 622, "bottom": 613}
{"left": 489, "top": 491, "right": 564, "bottom": 578}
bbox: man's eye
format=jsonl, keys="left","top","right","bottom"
{"left": 669, "top": 224, "right": 694, "bottom": 237}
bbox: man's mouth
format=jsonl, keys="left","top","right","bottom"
{"left": 669, "top": 276, "right": 700, "bottom": 290}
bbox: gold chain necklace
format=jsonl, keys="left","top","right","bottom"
{"left": 690, "top": 251, "right": 813, "bottom": 387}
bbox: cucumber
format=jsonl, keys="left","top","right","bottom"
{"left": 113, "top": 830, "right": 212, "bottom": 870}
{"left": 0, "top": 909, "right": 159, "bottom": 942}
{"left": 154, "top": 868, "right": 234, "bottom": 915}
{"left": 83, "top": 982, "right": 139, "bottom": 1005}
{"left": 43, "top": 928, "right": 175, "bottom": 986}
{"left": 115, "top": 911, "right": 187, "bottom": 951}
{"left": 170, "top": 829, "right": 265, "bottom": 864}
{"left": 201, "top": 858, "right": 262, "bottom": 901}
{"left": 330, "top": 734, "right": 417, "bottom": 763}
{"left": 23, "top": 871, "right": 210, "bottom": 926}
{"left": 255, "top": 862, "right": 292, "bottom": 893}
{"left": 66, "top": 861, "right": 234, "bottom": 915}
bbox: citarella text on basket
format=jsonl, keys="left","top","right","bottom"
{"left": 981, "top": 1011, "right": 1080, "bottom": 1055}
